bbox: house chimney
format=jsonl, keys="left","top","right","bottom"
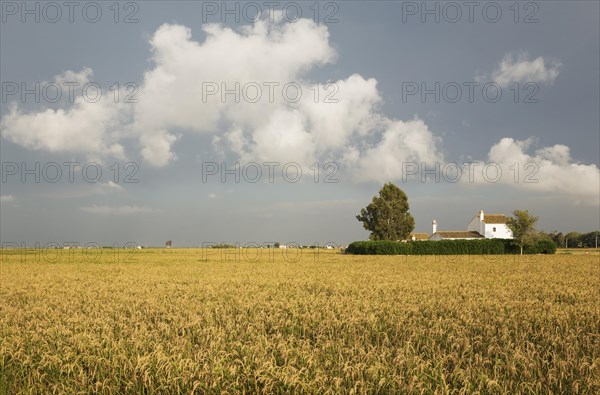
{"left": 479, "top": 210, "right": 484, "bottom": 221}
{"left": 432, "top": 220, "right": 437, "bottom": 234}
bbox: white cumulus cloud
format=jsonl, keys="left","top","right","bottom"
{"left": 349, "top": 117, "right": 443, "bottom": 183}
{"left": 1, "top": 68, "right": 131, "bottom": 161}
{"left": 478, "top": 52, "right": 561, "bottom": 87}
{"left": 1, "top": 17, "right": 446, "bottom": 180}
{"left": 467, "top": 138, "right": 599, "bottom": 205}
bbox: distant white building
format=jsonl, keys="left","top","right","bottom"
{"left": 410, "top": 233, "right": 430, "bottom": 241}
{"left": 466, "top": 210, "right": 512, "bottom": 239}
{"left": 429, "top": 210, "right": 513, "bottom": 240}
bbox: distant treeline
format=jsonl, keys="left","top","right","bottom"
{"left": 209, "top": 243, "right": 327, "bottom": 249}
{"left": 540, "top": 231, "right": 600, "bottom": 248}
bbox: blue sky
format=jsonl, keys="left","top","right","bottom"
{"left": 1, "top": 1, "right": 599, "bottom": 247}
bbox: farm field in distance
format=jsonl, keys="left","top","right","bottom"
{"left": 1, "top": 249, "right": 599, "bottom": 393}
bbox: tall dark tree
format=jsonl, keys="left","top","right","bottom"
{"left": 356, "top": 183, "right": 415, "bottom": 241}
{"left": 506, "top": 210, "right": 538, "bottom": 255}
{"left": 549, "top": 231, "right": 565, "bottom": 248}
{"left": 565, "top": 232, "right": 582, "bottom": 248}
{"left": 580, "top": 231, "right": 600, "bottom": 248}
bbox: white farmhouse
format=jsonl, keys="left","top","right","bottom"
{"left": 466, "top": 210, "right": 512, "bottom": 239}
{"left": 429, "top": 210, "right": 513, "bottom": 240}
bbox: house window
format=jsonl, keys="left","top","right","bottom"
{"left": 493, "top": 227, "right": 496, "bottom": 232}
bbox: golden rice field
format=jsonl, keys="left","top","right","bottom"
{"left": 1, "top": 248, "right": 599, "bottom": 394}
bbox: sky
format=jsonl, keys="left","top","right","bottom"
{"left": 1, "top": 1, "right": 599, "bottom": 247}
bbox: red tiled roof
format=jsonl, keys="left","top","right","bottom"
{"left": 483, "top": 214, "right": 508, "bottom": 224}
{"left": 433, "top": 231, "right": 484, "bottom": 239}
{"left": 411, "top": 233, "right": 430, "bottom": 240}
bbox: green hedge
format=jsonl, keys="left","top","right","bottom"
{"left": 410, "top": 239, "right": 505, "bottom": 255}
{"left": 528, "top": 239, "right": 558, "bottom": 254}
{"left": 346, "top": 241, "right": 413, "bottom": 255}
{"left": 346, "top": 239, "right": 556, "bottom": 255}
{"left": 497, "top": 239, "right": 558, "bottom": 254}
